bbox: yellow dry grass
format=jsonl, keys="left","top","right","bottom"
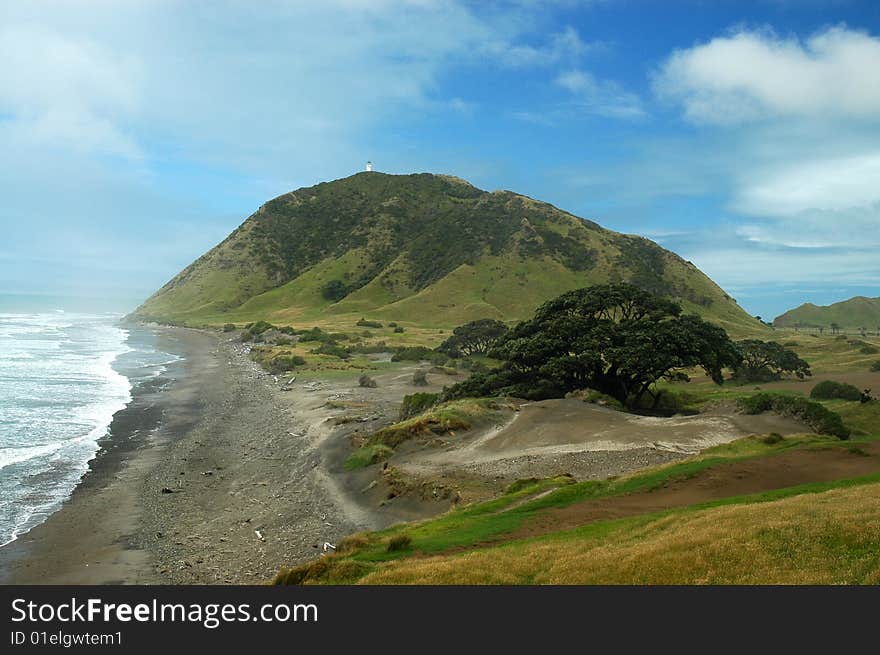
{"left": 357, "top": 482, "right": 880, "bottom": 585}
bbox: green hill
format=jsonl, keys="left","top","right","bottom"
{"left": 133, "top": 172, "right": 764, "bottom": 334}
{"left": 774, "top": 296, "right": 880, "bottom": 330}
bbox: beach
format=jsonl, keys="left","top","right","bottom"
{"left": 0, "top": 327, "right": 368, "bottom": 584}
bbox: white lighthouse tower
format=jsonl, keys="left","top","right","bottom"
{"left": 365, "top": 160, "right": 373, "bottom": 172}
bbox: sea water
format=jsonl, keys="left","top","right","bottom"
{"left": 0, "top": 311, "right": 179, "bottom": 546}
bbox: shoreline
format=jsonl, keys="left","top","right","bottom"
{"left": 0, "top": 326, "right": 207, "bottom": 583}
{"left": 0, "top": 325, "right": 373, "bottom": 584}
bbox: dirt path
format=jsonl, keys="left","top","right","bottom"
{"left": 508, "top": 441, "right": 880, "bottom": 542}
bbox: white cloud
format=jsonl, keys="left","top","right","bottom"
{"left": 0, "top": 24, "right": 141, "bottom": 157}
{"left": 554, "top": 69, "right": 646, "bottom": 119}
{"left": 654, "top": 26, "right": 880, "bottom": 124}
{"left": 735, "top": 152, "right": 880, "bottom": 217}
{"left": 486, "top": 26, "right": 594, "bottom": 67}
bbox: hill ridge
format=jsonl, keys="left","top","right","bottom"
{"left": 133, "top": 172, "right": 763, "bottom": 334}
{"left": 774, "top": 295, "right": 880, "bottom": 329}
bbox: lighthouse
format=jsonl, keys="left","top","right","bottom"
{"left": 365, "top": 161, "right": 373, "bottom": 172}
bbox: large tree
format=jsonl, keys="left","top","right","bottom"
{"left": 447, "top": 284, "right": 741, "bottom": 407}
{"left": 438, "top": 318, "right": 509, "bottom": 357}
{"left": 734, "top": 340, "right": 811, "bottom": 382}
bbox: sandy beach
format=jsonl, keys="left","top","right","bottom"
{"left": 0, "top": 327, "right": 370, "bottom": 584}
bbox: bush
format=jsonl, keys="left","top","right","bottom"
{"left": 810, "top": 380, "right": 862, "bottom": 401}
{"left": 860, "top": 345, "right": 879, "bottom": 355}
{"left": 298, "top": 327, "right": 335, "bottom": 343}
{"left": 222, "top": 323, "right": 236, "bottom": 332}
{"left": 393, "top": 326, "right": 405, "bottom": 333}
{"left": 275, "top": 337, "right": 293, "bottom": 346}
{"left": 268, "top": 354, "right": 306, "bottom": 373}
{"left": 871, "top": 361, "right": 880, "bottom": 372}
{"left": 345, "top": 444, "right": 392, "bottom": 470}
{"left": 321, "top": 279, "right": 349, "bottom": 302}
{"left": 392, "top": 346, "right": 433, "bottom": 362}
{"left": 247, "top": 321, "right": 274, "bottom": 336}
{"left": 761, "top": 433, "right": 784, "bottom": 445}
{"left": 349, "top": 341, "right": 389, "bottom": 354}
{"left": 399, "top": 392, "right": 439, "bottom": 420}
{"left": 388, "top": 322, "right": 398, "bottom": 327}
{"left": 738, "top": 393, "right": 850, "bottom": 439}
{"left": 359, "top": 374, "right": 378, "bottom": 388}
{"left": 356, "top": 318, "right": 383, "bottom": 329}
{"left": 314, "top": 343, "right": 350, "bottom": 359}
{"left": 412, "top": 369, "right": 428, "bottom": 386}
{"left": 386, "top": 534, "right": 412, "bottom": 552}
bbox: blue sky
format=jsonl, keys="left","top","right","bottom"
{"left": 1, "top": 1, "right": 879, "bottom": 319}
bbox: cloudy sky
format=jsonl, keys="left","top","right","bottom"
{"left": 1, "top": 0, "right": 878, "bottom": 318}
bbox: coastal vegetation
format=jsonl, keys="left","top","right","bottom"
{"left": 442, "top": 284, "right": 741, "bottom": 407}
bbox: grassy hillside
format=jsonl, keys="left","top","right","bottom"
{"left": 273, "top": 415, "right": 880, "bottom": 585}
{"left": 775, "top": 296, "right": 880, "bottom": 330}
{"left": 133, "top": 172, "right": 765, "bottom": 335}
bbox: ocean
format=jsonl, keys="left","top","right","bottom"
{"left": 0, "top": 311, "right": 179, "bottom": 546}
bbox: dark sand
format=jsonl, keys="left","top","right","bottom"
{"left": 0, "top": 328, "right": 366, "bottom": 584}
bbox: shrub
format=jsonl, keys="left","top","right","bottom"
{"left": 345, "top": 444, "right": 392, "bottom": 470}
{"left": 275, "top": 337, "right": 293, "bottom": 346}
{"left": 350, "top": 341, "right": 389, "bottom": 354}
{"left": 314, "top": 343, "right": 350, "bottom": 359}
{"left": 399, "top": 392, "right": 439, "bottom": 420}
{"left": 737, "top": 392, "right": 850, "bottom": 439}
{"left": 247, "top": 320, "right": 274, "bottom": 336}
{"left": 321, "top": 279, "right": 349, "bottom": 302}
{"left": 871, "top": 361, "right": 880, "bottom": 372}
{"left": 222, "top": 323, "right": 236, "bottom": 332}
{"left": 412, "top": 369, "right": 428, "bottom": 386}
{"left": 298, "top": 327, "right": 335, "bottom": 343}
{"left": 356, "top": 318, "right": 383, "bottom": 329}
{"left": 386, "top": 534, "right": 412, "bottom": 552}
{"left": 393, "top": 326, "right": 405, "bottom": 333}
{"left": 429, "top": 352, "right": 449, "bottom": 366}
{"left": 392, "top": 346, "right": 433, "bottom": 362}
{"left": 860, "top": 345, "right": 879, "bottom": 355}
{"left": 810, "top": 380, "right": 862, "bottom": 401}
{"left": 268, "top": 354, "right": 306, "bottom": 373}
{"left": 279, "top": 326, "right": 297, "bottom": 335}
{"left": 359, "top": 374, "right": 378, "bottom": 388}
{"left": 388, "top": 322, "right": 398, "bottom": 327}
{"left": 783, "top": 340, "right": 798, "bottom": 347}
{"left": 761, "top": 433, "right": 784, "bottom": 445}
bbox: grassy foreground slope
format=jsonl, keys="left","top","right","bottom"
{"left": 774, "top": 296, "right": 880, "bottom": 330}
{"left": 133, "top": 172, "right": 764, "bottom": 335}
{"left": 274, "top": 392, "right": 880, "bottom": 585}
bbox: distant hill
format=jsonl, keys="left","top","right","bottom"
{"left": 774, "top": 296, "right": 880, "bottom": 330}
{"left": 133, "top": 172, "right": 763, "bottom": 334}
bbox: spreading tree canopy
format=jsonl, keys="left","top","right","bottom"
{"left": 438, "top": 318, "right": 509, "bottom": 357}
{"left": 734, "top": 340, "right": 811, "bottom": 382}
{"left": 445, "top": 284, "right": 741, "bottom": 407}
